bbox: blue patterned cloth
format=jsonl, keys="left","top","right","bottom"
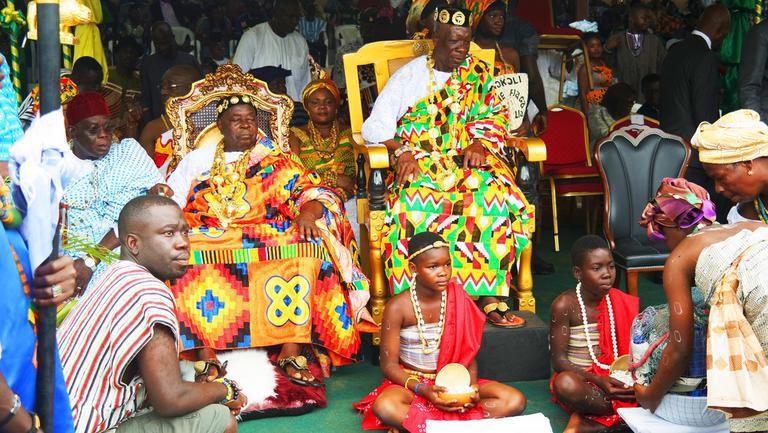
{"left": 0, "top": 54, "right": 24, "bottom": 161}
{"left": 0, "top": 225, "right": 75, "bottom": 433}
{"left": 62, "top": 139, "right": 162, "bottom": 283}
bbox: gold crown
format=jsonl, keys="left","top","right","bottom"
{"left": 435, "top": 7, "right": 469, "bottom": 27}
{"left": 216, "top": 95, "right": 258, "bottom": 116}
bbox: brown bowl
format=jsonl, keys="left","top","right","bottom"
{"left": 437, "top": 390, "right": 476, "bottom": 406}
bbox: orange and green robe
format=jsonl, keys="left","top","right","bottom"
{"left": 383, "top": 55, "right": 532, "bottom": 296}
{"left": 167, "top": 133, "right": 370, "bottom": 366}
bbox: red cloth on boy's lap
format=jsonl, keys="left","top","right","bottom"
{"left": 551, "top": 288, "right": 639, "bottom": 427}
{"left": 353, "top": 281, "right": 489, "bottom": 431}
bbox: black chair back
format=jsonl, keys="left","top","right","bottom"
{"left": 595, "top": 126, "right": 691, "bottom": 267}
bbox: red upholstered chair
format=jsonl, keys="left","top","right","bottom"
{"left": 539, "top": 105, "right": 602, "bottom": 251}
{"left": 515, "top": 0, "right": 581, "bottom": 36}
{"left": 609, "top": 114, "right": 660, "bottom": 133}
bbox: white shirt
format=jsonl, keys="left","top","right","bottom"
{"left": 692, "top": 30, "right": 712, "bottom": 50}
{"left": 233, "top": 22, "right": 311, "bottom": 101}
{"left": 361, "top": 55, "right": 451, "bottom": 144}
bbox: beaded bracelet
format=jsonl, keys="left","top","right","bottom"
{"left": 322, "top": 170, "right": 339, "bottom": 189}
{"left": 393, "top": 145, "right": 413, "bottom": 160}
{"left": 214, "top": 377, "right": 240, "bottom": 404}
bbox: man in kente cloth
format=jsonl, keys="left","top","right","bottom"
{"left": 362, "top": 5, "right": 531, "bottom": 327}
{"left": 166, "top": 94, "right": 374, "bottom": 415}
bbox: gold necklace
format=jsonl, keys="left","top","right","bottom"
{"left": 207, "top": 139, "right": 253, "bottom": 228}
{"left": 409, "top": 285, "right": 447, "bottom": 354}
{"left": 307, "top": 120, "right": 338, "bottom": 160}
{"left": 425, "top": 53, "right": 462, "bottom": 190}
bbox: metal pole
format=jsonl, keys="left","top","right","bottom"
{"left": 35, "top": 0, "right": 61, "bottom": 431}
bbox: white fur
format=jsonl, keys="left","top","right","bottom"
{"left": 218, "top": 348, "right": 278, "bottom": 404}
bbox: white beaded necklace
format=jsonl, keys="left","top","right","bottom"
{"left": 575, "top": 282, "right": 618, "bottom": 370}
{"left": 409, "top": 285, "right": 446, "bottom": 354}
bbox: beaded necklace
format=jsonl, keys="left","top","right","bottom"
{"left": 62, "top": 161, "right": 100, "bottom": 209}
{"left": 409, "top": 285, "right": 447, "bottom": 354}
{"left": 754, "top": 195, "right": 768, "bottom": 223}
{"left": 425, "top": 53, "right": 463, "bottom": 190}
{"left": 575, "top": 282, "right": 618, "bottom": 370}
{"left": 307, "top": 120, "right": 339, "bottom": 159}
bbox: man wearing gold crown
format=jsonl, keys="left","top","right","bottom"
{"left": 362, "top": 5, "right": 531, "bottom": 327}
{"left": 166, "top": 94, "right": 374, "bottom": 412}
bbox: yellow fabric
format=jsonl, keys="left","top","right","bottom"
{"left": 73, "top": 0, "right": 108, "bottom": 83}
{"left": 301, "top": 78, "right": 341, "bottom": 107}
{"left": 691, "top": 109, "right": 768, "bottom": 164}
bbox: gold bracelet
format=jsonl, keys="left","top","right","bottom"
{"left": 404, "top": 375, "right": 419, "bottom": 390}
{"left": 322, "top": 170, "right": 339, "bottom": 189}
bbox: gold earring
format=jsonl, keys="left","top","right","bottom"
{"left": 749, "top": 169, "right": 754, "bottom": 176}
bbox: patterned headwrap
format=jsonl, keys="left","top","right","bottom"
{"left": 407, "top": 231, "right": 450, "bottom": 260}
{"left": 215, "top": 94, "right": 259, "bottom": 118}
{"left": 301, "top": 78, "right": 341, "bottom": 107}
{"left": 691, "top": 109, "right": 768, "bottom": 164}
{"left": 462, "top": 0, "right": 507, "bottom": 31}
{"left": 639, "top": 177, "right": 716, "bottom": 241}
{"left": 65, "top": 91, "right": 110, "bottom": 126}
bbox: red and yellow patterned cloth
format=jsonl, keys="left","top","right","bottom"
{"left": 170, "top": 135, "right": 371, "bottom": 366}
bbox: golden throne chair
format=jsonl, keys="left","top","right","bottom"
{"left": 164, "top": 63, "right": 294, "bottom": 164}
{"left": 343, "top": 40, "right": 546, "bottom": 345}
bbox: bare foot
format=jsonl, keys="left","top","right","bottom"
{"left": 563, "top": 413, "right": 609, "bottom": 433}
{"left": 387, "top": 428, "right": 400, "bottom": 433}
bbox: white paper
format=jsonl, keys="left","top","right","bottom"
{"left": 425, "top": 412, "right": 553, "bottom": 433}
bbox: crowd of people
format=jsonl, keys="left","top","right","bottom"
{"left": 3, "top": 0, "right": 768, "bottom": 432}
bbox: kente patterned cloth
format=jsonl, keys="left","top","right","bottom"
{"left": 383, "top": 55, "right": 532, "bottom": 296}
{"left": 695, "top": 227, "right": 768, "bottom": 432}
{"left": 462, "top": 0, "right": 507, "bottom": 31}
{"left": 169, "top": 134, "right": 370, "bottom": 367}
{"left": 290, "top": 127, "right": 356, "bottom": 180}
{"left": 153, "top": 128, "right": 174, "bottom": 177}
{"left": 550, "top": 288, "right": 639, "bottom": 427}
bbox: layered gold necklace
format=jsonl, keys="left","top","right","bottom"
{"left": 307, "top": 120, "right": 339, "bottom": 159}
{"left": 207, "top": 139, "right": 252, "bottom": 228}
{"left": 425, "top": 53, "right": 463, "bottom": 191}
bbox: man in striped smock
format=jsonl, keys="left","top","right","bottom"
{"left": 58, "top": 195, "right": 245, "bottom": 433}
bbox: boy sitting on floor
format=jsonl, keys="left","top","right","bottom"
{"left": 354, "top": 231, "right": 526, "bottom": 432}
{"left": 550, "top": 235, "right": 639, "bottom": 433}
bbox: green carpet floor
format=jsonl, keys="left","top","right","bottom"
{"left": 239, "top": 220, "right": 668, "bottom": 433}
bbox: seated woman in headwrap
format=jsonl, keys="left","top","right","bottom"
{"left": 690, "top": 109, "right": 768, "bottom": 224}
{"left": 637, "top": 177, "right": 768, "bottom": 433}
{"left": 289, "top": 78, "right": 359, "bottom": 242}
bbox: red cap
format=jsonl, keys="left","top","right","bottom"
{"left": 66, "top": 91, "right": 110, "bottom": 126}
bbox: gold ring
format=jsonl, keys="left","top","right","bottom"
{"left": 51, "top": 283, "right": 63, "bottom": 298}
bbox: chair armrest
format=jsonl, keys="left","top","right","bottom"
{"left": 511, "top": 137, "right": 547, "bottom": 162}
{"left": 352, "top": 133, "right": 391, "bottom": 170}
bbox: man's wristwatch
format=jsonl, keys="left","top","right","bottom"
{"left": 82, "top": 254, "right": 98, "bottom": 272}
{"left": 26, "top": 411, "right": 40, "bottom": 433}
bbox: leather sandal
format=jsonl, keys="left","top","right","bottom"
{"left": 193, "top": 359, "right": 228, "bottom": 382}
{"left": 277, "top": 355, "right": 324, "bottom": 387}
{"left": 483, "top": 302, "right": 525, "bottom": 328}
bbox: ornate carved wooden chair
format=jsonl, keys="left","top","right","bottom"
{"left": 343, "top": 40, "right": 546, "bottom": 345}
{"left": 164, "top": 63, "right": 294, "bottom": 167}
